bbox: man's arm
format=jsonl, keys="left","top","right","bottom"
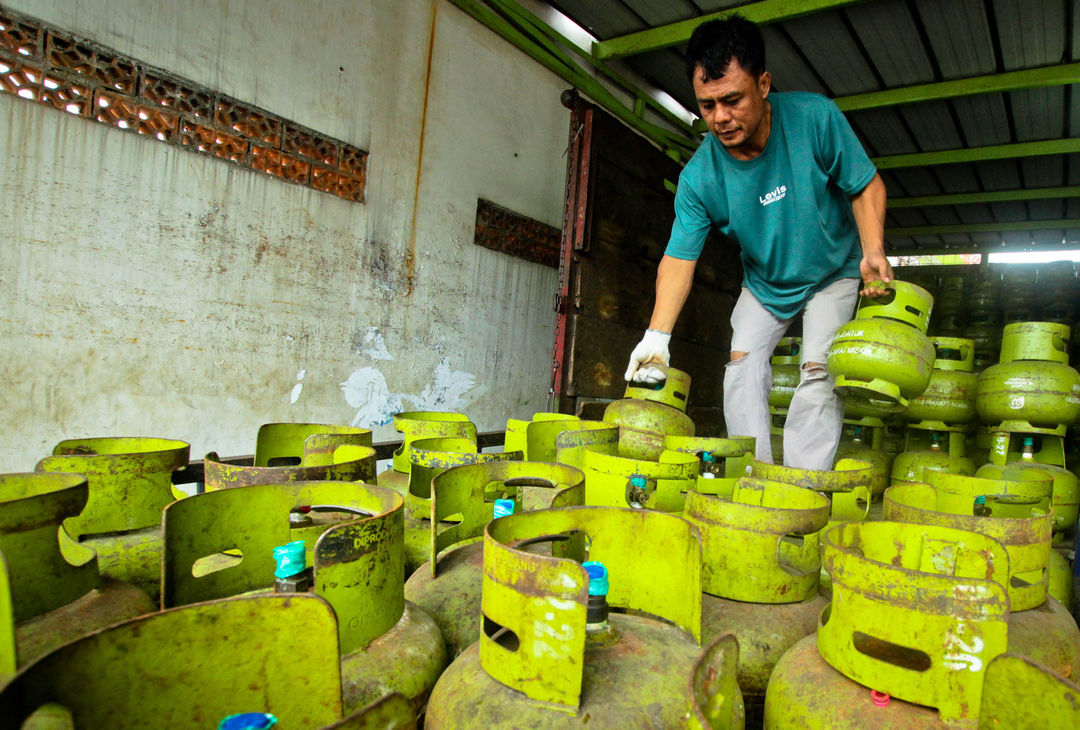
{"left": 851, "top": 172, "right": 892, "bottom": 297}
{"left": 624, "top": 255, "right": 698, "bottom": 383}
{"left": 649, "top": 255, "right": 698, "bottom": 331}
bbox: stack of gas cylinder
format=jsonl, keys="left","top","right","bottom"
{"left": 4, "top": 280, "right": 1080, "bottom": 728}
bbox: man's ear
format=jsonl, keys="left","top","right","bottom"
{"left": 758, "top": 70, "right": 772, "bottom": 99}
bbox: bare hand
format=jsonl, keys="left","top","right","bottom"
{"left": 859, "top": 251, "right": 894, "bottom": 297}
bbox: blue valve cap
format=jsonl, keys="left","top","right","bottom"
{"left": 272, "top": 540, "right": 306, "bottom": 579}
{"left": 218, "top": 713, "right": 278, "bottom": 730}
{"left": 630, "top": 476, "right": 647, "bottom": 489}
{"left": 583, "top": 561, "right": 609, "bottom": 597}
{"left": 493, "top": 498, "right": 515, "bottom": 519}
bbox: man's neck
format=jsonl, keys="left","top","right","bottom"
{"left": 725, "top": 100, "right": 772, "bottom": 162}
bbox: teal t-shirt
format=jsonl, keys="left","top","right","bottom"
{"left": 666, "top": 92, "right": 877, "bottom": 318}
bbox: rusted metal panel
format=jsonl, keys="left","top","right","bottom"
{"left": 551, "top": 91, "right": 593, "bottom": 405}
{"left": 203, "top": 425, "right": 376, "bottom": 491}
{"left": 568, "top": 315, "right": 726, "bottom": 403}
{"left": 0, "top": 473, "right": 99, "bottom": 621}
{"left": 554, "top": 100, "right": 740, "bottom": 417}
{"left": 684, "top": 478, "right": 830, "bottom": 603}
{"left": 818, "top": 521, "right": 1010, "bottom": 725}
{"left": 429, "top": 461, "right": 585, "bottom": 575}
{"left": 480, "top": 506, "right": 702, "bottom": 708}
{"left": 0, "top": 594, "right": 347, "bottom": 728}
{"left": 473, "top": 198, "right": 560, "bottom": 267}
{"left": 36, "top": 437, "right": 190, "bottom": 536}
{"left": 331, "top": 693, "right": 416, "bottom": 729}
{"left": 689, "top": 634, "right": 745, "bottom": 730}
{"left": 978, "top": 653, "right": 1080, "bottom": 727}
{"left": 162, "top": 480, "right": 407, "bottom": 655}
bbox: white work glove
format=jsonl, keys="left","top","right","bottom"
{"left": 624, "top": 329, "right": 671, "bottom": 384}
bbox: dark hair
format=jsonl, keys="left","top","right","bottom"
{"left": 685, "top": 14, "right": 766, "bottom": 84}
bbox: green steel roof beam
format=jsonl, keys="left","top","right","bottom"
{"left": 874, "top": 139, "right": 1080, "bottom": 170}
{"left": 447, "top": 0, "right": 699, "bottom": 161}
{"left": 593, "top": 0, "right": 869, "bottom": 61}
{"left": 886, "top": 219, "right": 1080, "bottom": 237}
{"left": 888, "top": 244, "right": 1079, "bottom": 256}
{"left": 485, "top": 0, "right": 697, "bottom": 139}
{"left": 889, "top": 186, "right": 1080, "bottom": 209}
{"left": 836, "top": 63, "right": 1080, "bottom": 111}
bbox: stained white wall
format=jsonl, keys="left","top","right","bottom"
{"left": 0, "top": 0, "right": 569, "bottom": 470}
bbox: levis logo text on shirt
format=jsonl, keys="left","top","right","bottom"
{"left": 759, "top": 185, "right": 788, "bottom": 206}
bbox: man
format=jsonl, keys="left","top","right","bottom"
{"left": 624, "top": 15, "right": 892, "bottom": 471}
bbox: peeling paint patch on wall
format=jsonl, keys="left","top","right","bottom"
{"left": 358, "top": 326, "right": 393, "bottom": 360}
{"left": 341, "top": 367, "right": 405, "bottom": 428}
{"left": 413, "top": 358, "right": 477, "bottom": 410}
{"left": 340, "top": 334, "right": 478, "bottom": 428}
{"left": 289, "top": 369, "right": 305, "bottom": 404}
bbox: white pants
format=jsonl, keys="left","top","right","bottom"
{"left": 723, "top": 278, "right": 860, "bottom": 470}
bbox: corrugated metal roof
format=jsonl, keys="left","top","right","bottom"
{"left": 543, "top": 0, "right": 1079, "bottom": 254}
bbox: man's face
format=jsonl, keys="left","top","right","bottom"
{"left": 693, "top": 59, "right": 771, "bottom": 151}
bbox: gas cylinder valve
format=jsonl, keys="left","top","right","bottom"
{"left": 699, "top": 451, "right": 722, "bottom": 478}
{"left": 272, "top": 540, "right": 313, "bottom": 593}
{"left": 626, "top": 475, "right": 651, "bottom": 508}
{"left": 583, "top": 561, "right": 610, "bottom": 630}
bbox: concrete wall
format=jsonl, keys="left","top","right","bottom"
{"left": 0, "top": 0, "right": 569, "bottom": 470}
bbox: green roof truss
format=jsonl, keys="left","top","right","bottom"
{"left": 592, "top": 0, "right": 869, "bottom": 61}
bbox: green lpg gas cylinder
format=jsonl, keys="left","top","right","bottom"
{"left": 683, "top": 478, "right": 830, "bottom": 704}
{"left": 978, "top": 653, "right": 1080, "bottom": 727}
{"left": 1037, "top": 260, "right": 1078, "bottom": 308}
{"left": 689, "top": 635, "right": 746, "bottom": 730}
{"left": 581, "top": 445, "right": 699, "bottom": 511}
{"left": 160, "top": 481, "right": 446, "bottom": 714}
{"left": 976, "top": 322, "right": 1080, "bottom": 432}
{"left": 890, "top": 430, "right": 975, "bottom": 486}
{"left": 0, "top": 593, "right": 392, "bottom": 728}
{"left": 930, "top": 312, "right": 966, "bottom": 339}
{"left": 0, "top": 473, "right": 154, "bottom": 684}
{"left": 900, "top": 271, "right": 938, "bottom": 303}
{"left": 378, "top": 412, "right": 476, "bottom": 494}
{"left": 765, "top": 522, "right": 1011, "bottom": 728}
{"left": 749, "top": 459, "right": 873, "bottom": 596}
{"left": 504, "top": 413, "right": 580, "bottom": 462}
{"left": 1049, "top": 547, "right": 1074, "bottom": 610}
{"left": 1042, "top": 303, "right": 1077, "bottom": 326}
{"left": 935, "top": 275, "right": 964, "bottom": 315}
{"left": 834, "top": 417, "right": 894, "bottom": 499}
{"left": 966, "top": 273, "right": 1000, "bottom": 314}
{"left": 887, "top": 473, "right": 1052, "bottom": 611}
{"left": 967, "top": 426, "right": 993, "bottom": 467}
{"left": 893, "top": 471, "right": 1080, "bottom": 678}
{"left": 964, "top": 311, "right": 1003, "bottom": 369}
{"left": 750, "top": 459, "right": 873, "bottom": 529}
{"left": 1002, "top": 266, "right": 1038, "bottom": 311}
{"left": 977, "top": 455, "right": 1080, "bottom": 542}
{"left": 401, "top": 437, "right": 522, "bottom": 572}
{"left": 828, "top": 281, "right": 936, "bottom": 413}
{"left": 552, "top": 421, "right": 620, "bottom": 471}
{"left": 769, "top": 408, "right": 785, "bottom": 464}
{"left": 34, "top": 436, "right": 189, "bottom": 601}
{"left": 202, "top": 424, "right": 375, "bottom": 491}
{"left": 662, "top": 435, "right": 756, "bottom": 498}
{"left": 603, "top": 367, "right": 695, "bottom": 460}
{"left": 424, "top": 506, "right": 744, "bottom": 729}
{"left": 1073, "top": 320, "right": 1080, "bottom": 367}
{"left": 904, "top": 338, "right": 978, "bottom": 427}
{"left": 403, "top": 461, "right": 585, "bottom": 657}
{"left": 769, "top": 338, "right": 801, "bottom": 411}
